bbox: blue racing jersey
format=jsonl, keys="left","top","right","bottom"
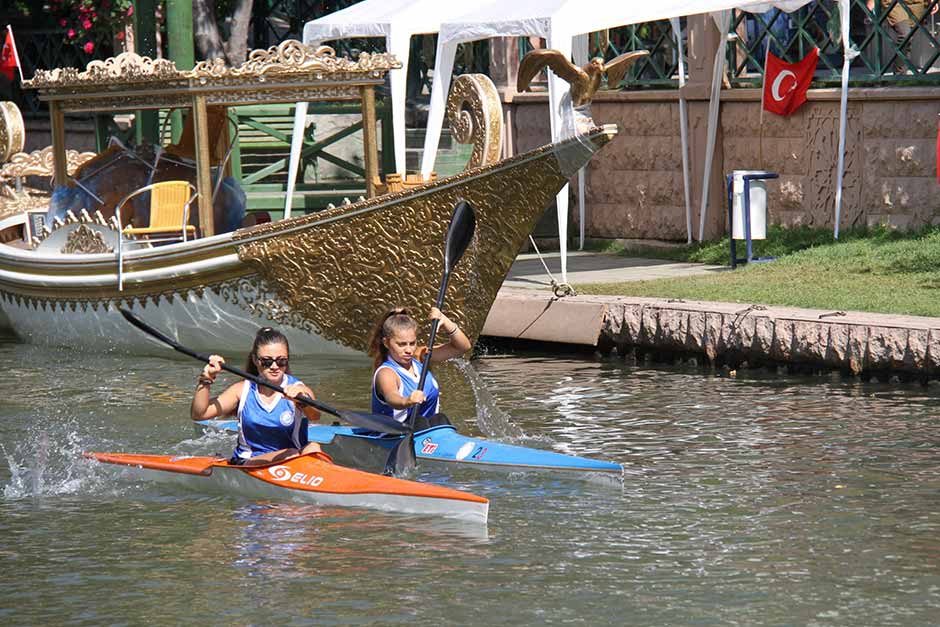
{"left": 232, "top": 374, "right": 308, "bottom": 459}
{"left": 371, "top": 357, "right": 440, "bottom": 422}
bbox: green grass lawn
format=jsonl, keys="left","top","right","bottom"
{"left": 576, "top": 226, "right": 940, "bottom": 318}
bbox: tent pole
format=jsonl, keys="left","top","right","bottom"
{"left": 284, "top": 102, "right": 309, "bottom": 219}
{"left": 698, "top": 11, "right": 731, "bottom": 242}
{"left": 671, "top": 17, "right": 693, "bottom": 244}
{"left": 833, "top": 0, "right": 857, "bottom": 239}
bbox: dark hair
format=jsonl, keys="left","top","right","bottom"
{"left": 245, "top": 326, "right": 291, "bottom": 375}
{"left": 367, "top": 307, "right": 417, "bottom": 370}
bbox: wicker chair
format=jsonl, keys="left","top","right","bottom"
{"left": 115, "top": 180, "right": 197, "bottom": 290}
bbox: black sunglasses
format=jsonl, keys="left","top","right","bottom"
{"left": 257, "top": 356, "right": 289, "bottom": 369}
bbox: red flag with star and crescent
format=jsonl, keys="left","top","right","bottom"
{"left": 762, "top": 47, "right": 819, "bottom": 116}
{"left": 1, "top": 26, "right": 22, "bottom": 82}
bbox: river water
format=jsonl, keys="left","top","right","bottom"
{"left": 2, "top": 335, "right": 940, "bottom": 625}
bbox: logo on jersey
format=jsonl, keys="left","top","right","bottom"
{"left": 278, "top": 409, "right": 294, "bottom": 426}
{"left": 268, "top": 465, "right": 324, "bottom": 487}
{"left": 420, "top": 438, "right": 438, "bottom": 455}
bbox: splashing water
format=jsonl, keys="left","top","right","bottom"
{"left": 1, "top": 423, "right": 106, "bottom": 499}
{"left": 454, "top": 359, "right": 525, "bottom": 439}
{"left": 174, "top": 423, "right": 238, "bottom": 457}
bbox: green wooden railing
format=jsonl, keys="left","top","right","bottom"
{"left": 234, "top": 101, "right": 393, "bottom": 215}
{"left": 231, "top": 100, "right": 394, "bottom": 214}
{"left": 727, "top": 0, "right": 940, "bottom": 85}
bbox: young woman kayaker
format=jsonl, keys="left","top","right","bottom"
{"left": 367, "top": 306, "right": 471, "bottom": 424}
{"left": 190, "top": 326, "right": 322, "bottom": 465}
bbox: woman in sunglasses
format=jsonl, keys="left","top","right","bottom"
{"left": 190, "top": 326, "right": 322, "bottom": 465}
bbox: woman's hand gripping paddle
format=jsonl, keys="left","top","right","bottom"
{"left": 119, "top": 308, "right": 408, "bottom": 435}
{"left": 384, "top": 200, "right": 477, "bottom": 476}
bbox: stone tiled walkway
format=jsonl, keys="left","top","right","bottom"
{"left": 502, "top": 251, "right": 725, "bottom": 290}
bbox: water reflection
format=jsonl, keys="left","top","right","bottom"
{"left": 5, "top": 337, "right": 940, "bottom": 624}
{"left": 227, "top": 502, "right": 490, "bottom": 581}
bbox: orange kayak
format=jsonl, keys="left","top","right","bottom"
{"left": 84, "top": 451, "right": 489, "bottom": 523}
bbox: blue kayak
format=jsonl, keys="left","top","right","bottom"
{"left": 198, "top": 420, "right": 623, "bottom": 485}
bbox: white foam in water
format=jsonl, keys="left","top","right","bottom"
{"left": 1, "top": 422, "right": 108, "bottom": 499}
{"left": 175, "top": 426, "right": 236, "bottom": 456}
{"left": 454, "top": 359, "right": 525, "bottom": 440}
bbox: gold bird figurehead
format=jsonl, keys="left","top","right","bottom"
{"left": 517, "top": 48, "right": 650, "bottom": 107}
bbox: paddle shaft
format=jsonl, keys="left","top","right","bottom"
{"left": 120, "top": 308, "right": 352, "bottom": 422}
{"left": 405, "top": 276, "right": 450, "bottom": 429}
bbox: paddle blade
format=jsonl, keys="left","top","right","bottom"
{"left": 384, "top": 432, "right": 416, "bottom": 476}
{"left": 443, "top": 200, "right": 477, "bottom": 274}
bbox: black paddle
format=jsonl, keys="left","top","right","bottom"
{"left": 384, "top": 200, "right": 477, "bottom": 476}
{"left": 118, "top": 308, "right": 408, "bottom": 435}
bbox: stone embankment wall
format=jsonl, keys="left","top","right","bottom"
{"left": 484, "top": 290, "right": 940, "bottom": 378}
{"left": 599, "top": 296, "right": 940, "bottom": 377}
{"left": 510, "top": 88, "right": 939, "bottom": 240}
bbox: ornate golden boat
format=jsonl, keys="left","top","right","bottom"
{"left": 0, "top": 42, "right": 615, "bottom": 355}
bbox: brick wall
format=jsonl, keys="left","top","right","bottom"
{"left": 509, "top": 87, "right": 940, "bottom": 240}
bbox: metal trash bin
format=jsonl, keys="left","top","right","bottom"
{"left": 727, "top": 170, "right": 778, "bottom": 269}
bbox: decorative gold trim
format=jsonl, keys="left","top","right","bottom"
{"left": 0, "top": 189, "right": 49, "bottom": 220}
{"left": 0, "top": 146, "right": 96, "bottom": 181}
{"left": 0, "top": 267, "right": 254, "bottom": 309}
{"left": 373, "top": 173, "right": 437, "bottom": 196}
{"left": 25, "top": 52, "right": 184, "bottom": 89}
{"left": 191, "top": 41, "right": 400, "bottom": 80}
{"left": 213, "top": 276, "right": 317, "bottom": 334}
{"left": 446, "top": 74, "right": 503, "bottom": 170}
{"left": 60, "top": 224, "right": 113, "bottom": 254}
{"left": 24, "top": 41, "right": 401, "bottom": 91}
{"left": 0, "top": 274, "right": 315, "bottom": 336}
{"left": 0, "top": 101, "right": 25, "bottom": 162}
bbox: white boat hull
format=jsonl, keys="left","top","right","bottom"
{"left": 117, "top": 460, "right": 489, "bottom": 523}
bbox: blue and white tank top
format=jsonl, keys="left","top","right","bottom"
{"left": 232, "top": 374, "right": 309, "bottom": 459}
{"left": 371, "top": 357, "right": 440, "bottom": 422}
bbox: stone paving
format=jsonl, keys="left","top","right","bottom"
{"left": 484, "top": 252, "right": 940, "bottom": 377}
{"left": 501, "top": 251, "right": 725, "bottom": 290}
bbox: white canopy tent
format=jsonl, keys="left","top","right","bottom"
{"left": 282, "top": 0, "right": 500, "bottom": 217}
{"left": 419, "top": 0, "right": 852, "bottom": 280}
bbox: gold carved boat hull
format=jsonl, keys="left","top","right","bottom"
{"left": 0, "top": 127, "right": 616, "bottom": 356}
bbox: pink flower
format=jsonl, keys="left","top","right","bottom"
{"left": 90, "top": 11, "right": 97, "bottom": 19}
{"left": 116, "top": 31, "right": 125, "bottom": 41}
{"left": 83, "top": 41, "right": 94, "bottom": 54}
{"left": 67, "top": 28, "right": 76, "bottom": 39}
{"left": 126, "top": 5, "right": 133, "bottom": 16}
{"left": 82, "top": 19, "right": 92, "bottom": 30}
{"left": 59, "top": 18, "right": 67, "bottom": 27}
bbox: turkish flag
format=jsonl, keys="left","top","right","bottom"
{"left": 1, "top": 26, "right": 21, "bottom": 82}
{"left": 762, "top": 48, "right": 818, "bottom": 116}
